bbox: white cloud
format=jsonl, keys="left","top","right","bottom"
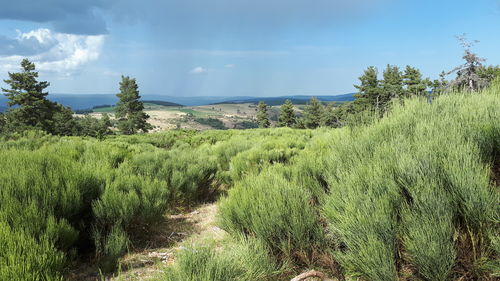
{"left": 0, "top": 28, "right": 105, "bottom": 74}
{"left": 225, "top": 64, "right": 235, "bottom": 68}
{"left": 190, "top": 66, "right": 207, "bottom": 74}
{"left": 103, "top": 70, "right": 120, "bottom": 76}
{"left": 17, "top": 29, "right": 55, "bottom": 45}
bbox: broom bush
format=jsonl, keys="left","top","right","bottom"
{"left": 0, "top": 85, "right": 498, "bottom": 280}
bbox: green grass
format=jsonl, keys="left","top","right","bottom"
{"left": 177, "top": 108, "right": 214, "bottom": 117}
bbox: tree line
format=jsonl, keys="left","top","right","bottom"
{"left": 0, "top": 59, "right": 151, "bottom": 137}
{"left": 257, "top": 36, "right": 500, "bottom": 129}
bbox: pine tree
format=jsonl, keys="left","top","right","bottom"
{"left": 115, "top": 76, "right": 152, "bottom": 134}
{"left": 353, "top": 66, "right": 381, "bottom": 110}
{"left": 477, "top": 65, "right": 500, "bottom": 82}
{"left": 2, "top": 59, "right": 54, "bottom": 131}
{"left": 278, "top": 99, "right": 296, "bottom": 127}
{"left": 431, "top": 71, "right": 448, "bottom": 96}
{"left": 256, "top": 101, "right": 270, "bottom": 128}
{"left": 96, "top": 114, "right": 113, "bottom": 139}
{"left": 51, "top": 104, "right": 79, "bottom": 136}
{"left": 321, "top": 103, "right": 338, "bottom": 128}
{"left": 403, "top": 66, "right": 428, "bottom": 97}
{"left": 303, "top": 97, "right": 323, "bottom": 129}
{"left": 381, "top": 64, "right": 403, "bottom": 101}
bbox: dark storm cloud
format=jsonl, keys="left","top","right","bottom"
{"left": 106, "top": 0, "right": 391, "bottom": 49}
{"left": 0, "top": 0, "right": 385, "bottom": 36}
{"left": 0, "top": 0, "right": 109, "bottom": 35}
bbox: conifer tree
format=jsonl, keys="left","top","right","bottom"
{"left": 96, "top": 114, "right": 113, "bottom": 139}
{"left": 477, "top": 65, "right": 500, "bottom": 82}
{"left": 353, "top": 66, "right": 381, "bottom": 110}
{"left": 477, "top": 65, "right": 500, "bottom": 83}
{"left": 431, "top": 71, "right": 449, "bottom": 95}
{"left": 303, "top": 97, "right": 323, "bottom": 129}
{"left": 321, "top": 103, "right": 338, "bottom": 128}
{"left": 381, "top": 64, "right": 403, "bottom": 100}
{"left": 403, "top": 66, "right": 428, "bottom": 97}
{"left": 115, "top": 76, "right": 152, "bottom": 134}
{"left": 256, "top": 101, "right": 270, "bottom": 128}
{"left": 51, "top": 104, "right": 79, "bottom": 136}
{"left": 2, "top": 59, "right": 54, "bottom": 131}
{"left": 278, "top": 99, "right": 296, "bottom": 127}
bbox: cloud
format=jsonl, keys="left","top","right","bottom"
{"left": 224, "top": 64, "right": 235, "bottom": 68}
{"left": 109, "top": 0, "right": 389, "bottom": 34}
{"left": 0, "top": 29, "right": 57, "bottom": 56}
{"left": 103, "top": 70, "right": 121, "bottom": 77}
{"left": 190, "top": 66, "right": 208, "bottom": 74}
{"left": 0, "top": 0, "right": 388, "bottom": 36}
{"left": 0, "top": 0, "right": 109, "bottom": 35}
{"left": 0, "top": 28, "right": 105, "bottom": 74}
{"left": 113, "top": 0, "right": 383, "bottom": 23}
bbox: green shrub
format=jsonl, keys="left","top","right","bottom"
{"left": 157, "top": 237, "right": 281, "bottom": 281}
{"left": 228, "top": 135, "right": 308, "bottom": 181}
{"left": 322, "top": 156, "right": 400, "bottom": 281}
{"left": 126, "top": 147, "right": 218, "bottom": 204}
{"left": 92, "top": 174, "right": 167, "bottom": 227}
{"left": 0, "top": 88, "right": 498, "bottom": 280}
{"left": 400, "top": 181, "right": 456, "bottom": 281}
{"left": 94, "top": 226, "right": 130, "bottom": 273}
{"left": 0, "top": 222, "right": 65, "bottom": 280}
{"left": 319, "top": 90, "right": 499, "bottom": 280}
{"left": 219, "top": 168, "right": 324, "bottom": 259}
{"left": 194, "top": 117, "right": 228, "bottom": 130}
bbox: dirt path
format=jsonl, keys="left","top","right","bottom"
{"left": 111, "top": 203, "right": 225, "bottom": 280}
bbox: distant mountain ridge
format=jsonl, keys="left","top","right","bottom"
{"left": 213, "top": 93, "right": 355, "bottom": 106}
{"left": 0, "top": 93, "right": 355, "bottom": 111}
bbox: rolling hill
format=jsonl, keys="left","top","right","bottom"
{"left": 212, "top": 93, "right": 355, "bottom": 105}
{"left": 0, "top": 93, "right": 355, "bottom": 112}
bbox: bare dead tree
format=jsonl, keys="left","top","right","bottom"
{"left": 447, "top": 34, "right": 489, "bottom": 92}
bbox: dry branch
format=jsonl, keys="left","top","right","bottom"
{"left": 290, "top": 270, "right": 335, "bottom": 281}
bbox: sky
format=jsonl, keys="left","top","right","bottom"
{"left": 0, "top": 0, "right": 499, "bottom": 97}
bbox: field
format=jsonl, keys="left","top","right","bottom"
{"left": 1, "top": 85, "right": 499, "bottom": 280}
{"left": 89, "top": 102, "right": 266, "bottom": 131}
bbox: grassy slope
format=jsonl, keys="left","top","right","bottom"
{"left": 1, "top": 85, "right": 499, "bottom": 280}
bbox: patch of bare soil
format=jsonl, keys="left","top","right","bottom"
{"left": 67, "top": 203, "right": 224, "bottom": 281}
{"left": 114, "top": 203, "right": 224, "bottom": 280}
